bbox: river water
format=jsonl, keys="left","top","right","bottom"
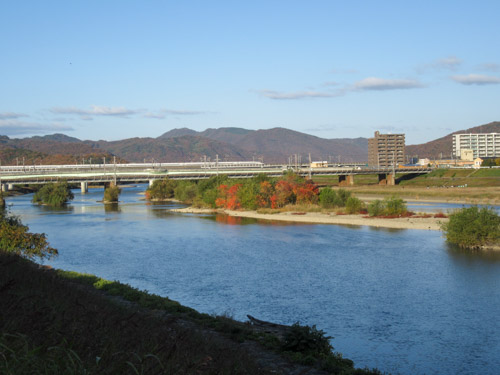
{"left": 5, "top": 185, "right": 500, "bottom": 375}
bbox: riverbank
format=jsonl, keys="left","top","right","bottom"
{"left": 0, "top": 251, "right": 379, "bottom": 375}
{"left": 171, "top": 207, "right": 447, "bottom": 231}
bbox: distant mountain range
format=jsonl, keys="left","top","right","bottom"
{"left": 1, "top": 121, "right": 499, "bottom": 165}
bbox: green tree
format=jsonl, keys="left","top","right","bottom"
{"left": 384, "top": 196, "right": 407, "bottom": 216}
{"left": 103, "top": 185, "right": 121, "bottom": 203}
{"left": 146, "top": 178, "right": 177, "bottom": 200}
{"left": 441, "top": 206, "right": 500, "bottom": 249}
{"left": 345, "top": 196, "right": 364, "bottom": 214}
{"left": 367, "top": 200, "right": 385, "bottom": 217}
{"left": 0, "top": 208, "right": 57, "bottom": 260}
{"left": 32, "top": 181, "right": 74, "bottom": 207}
{"left": 319, "top": 188, "right": 338, "bottom": 208}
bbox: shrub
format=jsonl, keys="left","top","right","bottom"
{"left": 281, "top": 323, "right": 333, "bottom": 356}
{"left": 103, "top": 185, "right": 121, "bottom": 203}
{"left": 319, "top": 188, "right": 338, "bottom": 208}
{"left": 367, "top": 200, "right": 385, "bottom": 217}
{"left": 367, "top": 196, "right": 407, "bottom": 217}
{"left": 146, "top": 178, "right": 177, "bottom": 200}
{"left": 174, "top": 181, "right": 198, "bottom": 203}
{"left": 441, "top": 206, "right": 500, "bottom": 249}
{"left": 345, "top": 197, "right": 364, "bottom": 214}
{"left": 336, "top": 189, "right": 352, "bottom": 206}
{"left": 32, "top": 181, "right": 74, "bottom": 207}
{"left": 384, "top": 196, "right": 407, "bottom": 216}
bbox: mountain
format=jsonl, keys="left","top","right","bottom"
{"left": 3, "top": 122, "right": 499, "bottom": 165}
{"left": 406, "top": 121, "right": 500, "bottom": 159}
{"left": 31, "top": 133, "right": 82, "bottom": 143}
{"left": 158, "top": 127, "right": 368, "bottom": 162}
{"left": 91, "top": 135, "right": 251, "bottom": 162}
{"left": 224, "top": 128, "right": 367, "bottom": 162}
{"left": 0, "top": 135, "right": 118, "bottom": 165}
{"left": 158, "top": 128, "right": 198, "bottom": 139}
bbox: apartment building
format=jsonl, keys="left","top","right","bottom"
{"left": 368, "top": 131, "right": 405, "bottom": 167}
{"left": 453, "top": 133, "right": 500, "bottom": 159}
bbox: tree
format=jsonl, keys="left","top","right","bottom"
{"left": 441, "top": 206, "right": 500, "bottom": 249}
{"left": 0, "top": 208, "right": 57, "bottom": 260}
{"left": 103, "top": 185, "right": 121, "bottom": 203}
{"left": 145, "top": 178, "right": 177, "bottom": 200}
{"left": 345, "top": 197, "right": 364, "bottom": 214}
{"left": 32, "top": 181, "right": 74, "bottom": 207}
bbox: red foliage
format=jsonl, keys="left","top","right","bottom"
{"left": 216, "top": 184, "right": 242, "bottom": 210}
{"left": 256, "top": 181, "right": 275, "bottom": 208}
{"left": 274, "top": 180, "right": 295, "bottom": 207}
{"left": 434, "top": 212, "right": 448, "bottom": 218}
{"left": 294, "top": 181, "right": 319, "bottom": 204}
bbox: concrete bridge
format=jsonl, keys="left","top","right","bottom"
{"left": 0, "top": 162, "right": 432, "bottom": 193}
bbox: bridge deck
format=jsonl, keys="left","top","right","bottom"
{"left": 0, "top": 164, "right": 431, "bottom": 185}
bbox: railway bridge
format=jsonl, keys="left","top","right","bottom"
{"left": 0, "top": 162, "right": 432, "bottom": 193}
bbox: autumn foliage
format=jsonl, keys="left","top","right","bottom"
{"left": 213, "top": 174, "right": 320, "bottom": 210}
{"left": 215, "top": 184, "right": 242, "bottom": 210}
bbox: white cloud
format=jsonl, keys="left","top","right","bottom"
{"left": 0, "top": 112, "right": 28, "bottom": 120}
{"left": 435, "top": 56, "right": 462, "bottom": 70}
{"left": 416, "top": 56, "right": 462, "bottom": 73}
{"left": 476, "top": 63, "right": 500, "bottom": 72}
{"left": 257, "top": 89, "right": 340, "bottom": 100}
{"left": 50, "top": 105, "right": 139, "bottom": 118}
{"left": 354, "top": 77, "right": 423, "bottom": 91}
{"left": 451, "top": 74, "right": 500, "bottom": 85}
{"left": 0, "top": 120, "right": 74, "bottom": 135}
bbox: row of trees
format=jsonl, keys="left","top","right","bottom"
{"left": 147, "top": 173, "right": 408, "bottom": 215}
{"left": 146, "top": 173, "right": 412, "bottom": 218}
{"left": 147, "top": 173, "right": 325, "bottom": 210}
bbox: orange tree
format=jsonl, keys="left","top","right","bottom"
{"left": 215, "top": 184, "right": 243, "bottom": 210}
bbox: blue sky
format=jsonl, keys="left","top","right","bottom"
{"left": 1, "top": 1, "right": 499, "bottom": 145}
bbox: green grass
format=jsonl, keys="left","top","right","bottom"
{"left": 471, "top": 168, "right": 500, "bottom": 177}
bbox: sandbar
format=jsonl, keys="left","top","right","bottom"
{"left": 171, "top": 207, "right": 446, "bottom": 231}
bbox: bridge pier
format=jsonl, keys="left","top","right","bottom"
{"left": 339, "top": 174, "right": 354, "bottom": 186}
{"left": 1, "top": 184, "right": 8, "bottom": 192}
{"left": 80, "top": 182, "right": 88, "bottom": 194}
{"left": 149, "top": 179, "right": 155, "bottom": 187}
{"left": 378, "top": 174, "right": 395, "bottom": 185}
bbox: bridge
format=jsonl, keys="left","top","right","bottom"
{"left": 0, "top": 162, "right": 432, "bottom": 193}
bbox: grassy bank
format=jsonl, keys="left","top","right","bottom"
{"left": 312, "top": 169, "right": 500, "bottom": 204}
{"left": 0, "top": 251, "right": 383, "bottom": 374}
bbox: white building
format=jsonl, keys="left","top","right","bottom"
{"left": 453, "top": 133, "right": 500, "bottom": 159}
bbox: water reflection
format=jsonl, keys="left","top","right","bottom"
{"left": 446, "top": 244, "right": 500, "bottom": 263}
{"left": 104, "top": 203, "right": 121, "bottom": 213}
{"left": 36, "top": 205, "right": 74, "bottom": 214}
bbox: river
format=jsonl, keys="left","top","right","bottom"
{"left": 5, "top": 185, "right": 500, "bottom": 375}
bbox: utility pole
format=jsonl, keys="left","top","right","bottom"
{"left": 113, "top": 156, "right": 117, "bottom": 186}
